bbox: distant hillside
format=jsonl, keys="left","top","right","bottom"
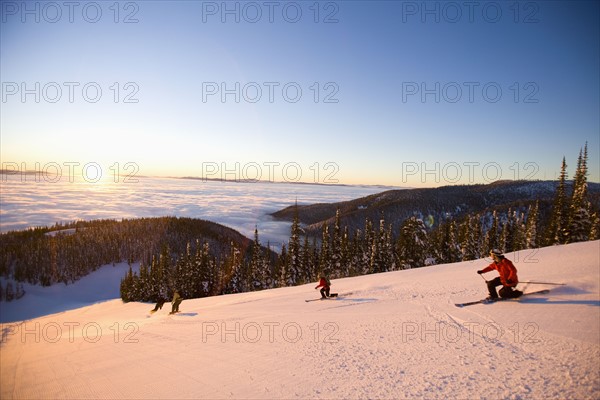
{"left": 0, "top": 217, "right": 263, "bottom": 288}
{"left": 271, "top": 180, "right": 600, "bottom": 236}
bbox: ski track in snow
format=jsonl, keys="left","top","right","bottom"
{"left": 1, "top": 241, "right": 599, "bottom": 399}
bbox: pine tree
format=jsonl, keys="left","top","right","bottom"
{"left": 194, "top": 242, "right": 210, "bottom": 296}
{"left": 484, "top": 211, "right": 500, "bottom": 253}
{"left": 362, "top": 219, "right": 374, "bottom": 274}
{"left": 311, "top": 237, "right": 320, "bottom": 282}
{"left": 138, "top": 261, "right": 151, "bottom": 301}
{"left": 173, "top": 251, "right": 189, "bottom": 298}
{"left": 350, "top": 228, "right": 366, "bottom": 276}
{"left": 286, "top": 204, "right": 302, "bottom": 285}
{"left": 502, "top": 209, "right": 525, "bottom": 253}
{"left": 301, "top": 235, "right": 314, "bottom": 283}
{"left": 318, "top": 223, "right": 331, "bottom": 277}
{"left": 264, "top": 241, "right": 276, "bottom": 289}
{"left": 460, "top": 214, "right": 481, "bottom": 261}
{"left": 437, "top": 218, "right": 461, "bottom": 264}
{"left": 370, "top": 217, "right": 387, "bottom": 274}
{"left": 340, "top": 226, "right": 351, "bottom": 276}
{"left": 250, "top": 228, "right": 265, "bottom": 291}
{"left": 546, "top": 157, "right": 570, "bottom": 245}
{"left": 568, "top": 143, "right": 592, "bottom": 243}
{"left": 330, "top": 208, "right": 343, "bottom": 278}
{"left": 589, "top": 212, "right": 600, "bottom": 240}
{"left": 385, "top": 224, "right": 397, "bottom": 271}
{"left": 120, "top": 265, "right": 136, "bottom": 302}
{"left": 397, "top": 217, "right": 429, "bottom": 269}
{"left": 224, "top": 243, "right": 243, "bottom": 294}
{"left": 151, "top": 245, "right": 170, "bottom": 302}
{"left": 277, "top": 244, "right": 287, "bottom": 287}
{"left": 525, "top": 201, "right": 539, "bottom": 249}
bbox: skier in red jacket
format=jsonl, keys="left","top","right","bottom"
{"left": 477, "top": 249, "right": 523, "bottom": 300}
{"left": 315, "top": 276, "right": 331, "bottom": 299}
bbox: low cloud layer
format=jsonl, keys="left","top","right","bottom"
{"left": 1, "top": 176, "right": 386, "bottom": 249}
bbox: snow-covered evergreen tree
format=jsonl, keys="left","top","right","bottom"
{"left": 362, "top": 219, "right": 374, "bottom": 274}
{"left": 249, "top": 228, "right": 265, "bottom": 291}
{"left": 286, "top": 204, "right": 302, "bottom": 285}
{"left": 397, "top": 217, "right": 429, "bottom": 269}
{"left": 501, "top": 209, "right": 525, "bottom": 253}
{"left": 546, "top": 157, "right": 570, "bottom": 245}
{"left": 318, "top": 223, "right": 331, "bottom": 277}
{"left": 589, "top": 212, "right": 600, "bottom": 240}
{"left": 568, "top": 143, "right": 592, "bottom": 243}
{"left": 459, "top": 214, "right": 481, "bottom": 261}
{"left": 484, "top": 211, "right": 500, "bottom": 253}
{"left": 437, "top": 218, "right": 461, "bottom": 264}
{"left": 330, "top": 209, "right": 343, "bottom": 278}
{"left": 369, "top": 218, "right": 387, "bottom": 274}
{"left": 224, "top": 243, "right": 243, "bottom": 294}
{"left": 277, "top": 244, "right": 288, "bottom": 287}
{"left": 340, "top": 226, "right": 351, "bottom": 277}
{"left": 301, "top": 235, "right": 314, "bottom": 283}
{"left": 525, "top": 201, "right": 539, "bottom": 249}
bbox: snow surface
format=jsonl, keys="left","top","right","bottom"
{"left": 1, "top": 241, "right": 599, "bottom": 399}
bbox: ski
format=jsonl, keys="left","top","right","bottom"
{"left": 455, "top": 289, "right": 550, "bottom": 308}
{"left": 305, "top": 292, "right": 353, "bottom": 302}
{"left": 305, "top": 298, "right": 329, "bottom": 302}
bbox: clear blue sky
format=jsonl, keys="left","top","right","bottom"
{"left": 1, "top": 0, "right": 598, "bottom": 187}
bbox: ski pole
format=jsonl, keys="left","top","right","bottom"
{"left": 478, "top": 272, "right": 488, "bottom": 283}
{"left": 519, "top": 281, "right": 565, "bottom": 286}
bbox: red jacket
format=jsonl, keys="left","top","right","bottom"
{"left": 481, "top": 257, "right": 519, "bottom": 287}
{"left": 315, "top": 278, "right": 330, "bottom": 289}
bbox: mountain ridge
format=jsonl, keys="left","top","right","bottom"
{"left": 270, "top": 180, "right": 600, "bottom": 235}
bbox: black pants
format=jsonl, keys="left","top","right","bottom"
{"left": 487, "top": 277, "right": 521, "bottom": 299}
{"left": 152, "top": 300, "right": 165, "bottom": 311}
{"left": 320, "top": 287, "right": 330, "bottom": 298}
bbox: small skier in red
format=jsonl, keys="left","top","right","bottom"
{"left": 315, "top": 276, "right": 331, "bottom": 299}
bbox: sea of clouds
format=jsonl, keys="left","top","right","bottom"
{"left": 0, "top": 175, "right": 390, "bottom": 249}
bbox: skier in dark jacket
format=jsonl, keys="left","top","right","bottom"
{"left": 477, "top": 249, "right": 523, "bottom": 300}
{"left": 315, "top": 276, "right": 331, "bottom": 299}
{"left": 170, "top": 290, "right": 183, "bottom": 314}
{"left": 150, "top": 297, "right": 166, "bottom": 313}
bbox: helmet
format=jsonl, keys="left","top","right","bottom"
{"left": 490, "top": 249, "right": 503, "bottom": 257}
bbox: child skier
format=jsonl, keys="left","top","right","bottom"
{"left": 315, "top": 276, "right": 331, "bottom": 299}
{"left": 170, "top": 290, "right": 183, "bottom": 314}
{"left": 150, "top": 297, "right": 166, "bottom": 313}
{"left": 477, "top": 249, "right": 523, "bottom": 300}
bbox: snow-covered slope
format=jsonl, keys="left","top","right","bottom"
{"left": 1, "top": 241, "right": 599, "bottom": 399}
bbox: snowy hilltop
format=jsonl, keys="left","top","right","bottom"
{"left": 1, "top": 240, "right": 599, "bottom": 399}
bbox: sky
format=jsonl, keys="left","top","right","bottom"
{"left": 1, "top": 0, "right": 599, "bottom": 187}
